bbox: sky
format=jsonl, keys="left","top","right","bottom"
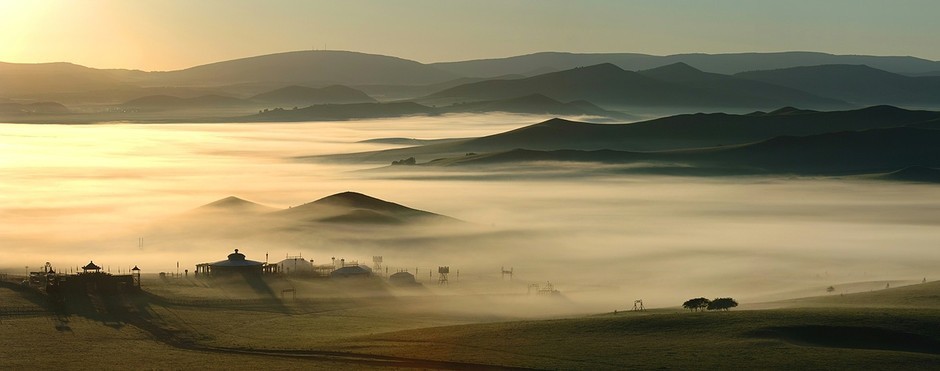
{"left": 1, "top": 0, "right": 938, "bottom": 71}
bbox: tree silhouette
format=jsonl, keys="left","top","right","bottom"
{"left": 706, "top": 297, "right": 738, "bottom": 311}
{"left": 682, "top": 297, "right": 711, "bottom": 312}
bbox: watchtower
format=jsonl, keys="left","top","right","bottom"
{"left": 501, "top": 266, "right": 513, "bottom": 280}
{"left": 438, "top": 266, "right": 449, "bottom": 285}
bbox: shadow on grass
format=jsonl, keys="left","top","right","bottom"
{"left": 750, "top": 325, "right": 940, "bottom": 355}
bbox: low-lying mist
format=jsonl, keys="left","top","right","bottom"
{"left": 3, "top": 113, "right": 939, "bottom": 314}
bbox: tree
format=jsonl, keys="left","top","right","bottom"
{"left": 706, "top": 297, "right": 738, "bottom": 311}
{"left": 682, "top": 297, "right": 711, "bottom": 312}
{"left": 826, "top": 286, "right": 835, "bottom": 293}
{"left": 391, "top": 157, "right": 416, "bottom": 166}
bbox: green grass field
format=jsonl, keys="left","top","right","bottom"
{"left": 3, "top": 278, "right": 940, "bottom": 369}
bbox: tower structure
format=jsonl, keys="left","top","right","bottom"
{"left": 501, "top": 266, "right": 513, "bottom": 280}
{"left": 438, "top": 266, "right": 449, "bottom": 285}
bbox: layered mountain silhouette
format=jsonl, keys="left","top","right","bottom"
{"left": 4, "top": 49, "right": 939, "bottom": 121}
{"left": 430, "top": 51, "right": 940, "bottom": 77}
{"left": 736, "top": 65, "right": 940, "bottom": 105}
{"left": 322, "top": 106, "right": 940, "bottom": 163}
{"left": 245, "top": 94, "right": 626, "bottom": 121}
{"left": 422, "top": 127, "right": 940, "bottom": 176}
{"left": 249, "top": 85, "right": 376, "bottom": 106}
{"left": 122, "top": 94, "right": 248, "bottom": 110}
{"left": 422, "top": 63, "right": 845, "bottom": 109}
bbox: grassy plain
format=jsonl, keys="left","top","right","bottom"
{"left": 3, "top": 277, "right": 940, "bottom": 369}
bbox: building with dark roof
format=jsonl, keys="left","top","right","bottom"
{"left": 388, "top": 271, "right": 418, "bottom": 286}
{"left": 329, "top": 265, "right": 372, "bottom": 279}
{"left": 195, "top": 249, "right": 278, "bottom": 278}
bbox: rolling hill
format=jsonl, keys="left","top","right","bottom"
{"left": 0, "top": 101, "right": 70, "bottom": 115}
{"left": 877, "top": 166, "right": 940, "bottom": 183}
{"left": 318, "top": 106, "right": 940, "bottom": 164}
{"left": 271, "top": 191, "right": 456, "bottom": 225}
{"left": 422, "top": 126, "right": 940, "bottom": 177}
{"left": 422, "top": 63, "right": 845, "bottom": 109}
{"left": 736, "top": 64, "right": 940, "bottom": 105}
{"left": 121, "top": 94, "right": 250, "bottom": 110}
{"left": 150, "top": 50, "right": 458, "bottom": 87}
{"left": 244, "top": 94, "right": 627, "bottom": 122}
{"left": 249, "top": 85, "right": 377, "bottom": 106}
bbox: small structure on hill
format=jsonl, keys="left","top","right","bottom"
{"left": 388, "top": 270, "right": 418, "bottom": 286}
{"left": 195, "top": 249, "right": 278, "bottom": 278}
{"left": 528, "top": 281, "right": 561, "bottom": 296}
{"left": 330, "top": 264, "right": 372, "bottom": 279}
{"left": 277, "top": 254, "right": 316, "bottom": 276}
{"left": 28, "top": 261, "right": 139, "bottom": 297}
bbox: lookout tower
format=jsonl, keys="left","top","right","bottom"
{"left": 81, "top": 261, "right": 102, "bottom": 274}
{"left": 438, "top": 266, "right": 449, "bottom": 285}
{"left": 501, "top": 266, "right": 513, "bottom": 280}
{"left": 131, "top": 266, "right": 141, "bottom": 287}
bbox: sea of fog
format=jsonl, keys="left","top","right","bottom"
{"left": 3, "top": 113, "right": 940, "bottom": 309}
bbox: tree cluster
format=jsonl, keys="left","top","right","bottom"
{"left": 391, "top": 157, "right": 416, "bottom": 166}
{"left": 682, "top": 297, "right": 738, "bottom": 312}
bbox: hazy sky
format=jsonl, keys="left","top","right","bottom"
{"left": 1, "top": 0, "right": 938, "bottom": 71}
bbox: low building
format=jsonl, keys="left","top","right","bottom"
{"left": 388, "top": 271, "right": 418, "bottom": 286}
{"left": 277, "top": 256, "right": 316, "bottom": 275}
{"left": 195, "top": 249, "right": 278, "bottom": 278}
{"left": 330, "top": 265, "right": 372, "bottom": 279}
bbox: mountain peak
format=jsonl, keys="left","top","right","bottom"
{"left": 645, "top": 62, "right": 702, "bottom": 73}
{"left": 638, "top": 62, "right": 708, "bottom": 80}
{"left": 197, "top": 196, "right": 275, "bottom": 214}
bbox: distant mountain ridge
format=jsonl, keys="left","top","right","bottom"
{"left": 735, "top": 64, "right": 940, "bottom": 105}
{"left": 4, "top": 49, "right": 940, "bottom": 117}
{"left": 430, "top": 51, "right": 940, "bottom": 77}
{"left": 243, "top": 94, "right": 628, "bottom": 122}
{"left": 422, "top": 63, "right": 845, "bottom": 110}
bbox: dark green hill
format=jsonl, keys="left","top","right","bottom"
{"left": 639, "top": 62, "right": 843, "bottom": 108}
{"left": 439, "top": 93, "right": 632, "bottom": 119}
{"left": 424, "top": 63, "right": 844, "bottom": 109}
{"left": 427, "top": 127, "right": 940, "bottom": 176}
{"left": 317, "top": 106, "right": 940, "bottom": 164}
{"left": 250, "top": 85, "right": 376, "bottom": 106}
{"left": 244, "top": 95, "right": 626, "bottom": 122}
{"left": 122, "top": 94, "right": 248, "bottom": 110}
{"left": 736, "top": 65, "right": 940, "bottom": 105}
{"left": 878, "top": 166, "right": 940, "bottom": 183}
{"left": 251, "top": 102, "right": 431, "bottom": 121}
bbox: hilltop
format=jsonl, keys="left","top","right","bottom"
{"left": 273, "top": 191, "right": 456, "bottom": 225}
{"left": 422, "top": 63, "right": 845, "bottom": 109}
{"left": 736, "top": 64, "right": 940, "bottom": 105}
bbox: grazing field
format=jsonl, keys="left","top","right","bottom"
{"left": 4, "top": 278, "right": 940, "bottom": 369}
